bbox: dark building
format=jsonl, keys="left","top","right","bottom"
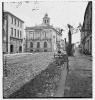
{"left": 81, "top": 1, "right": 92, "bottom": 55}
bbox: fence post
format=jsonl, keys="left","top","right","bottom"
{"left": 65, "top": 38, "right": 69, "bottom": 71}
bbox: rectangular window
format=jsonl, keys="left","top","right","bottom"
{"left": 18, "top": 20, "right": 19, "bottom": 27}
{"left": 20, "top": 31, "right": 22, "bottom": 38}
{"left": 30, "top": 32, "right": 34, "bottom": 39}
{"left": 17, "top": 30, "right": 19, "bottom": 38}
{"left": 15, "top": 19, "right": 16, "bottom": 25}
{"left": 30, "top": 42, "right": 33, "bottom": 48}
{"left": 11, "top": 16, "right": 13, "bottom": 24}
{"left": 37, "top": 42, "right": 40, "bottom": 48}
{"left": 11, "top": 28, "right": 13, "bottom": 36}
{"left": 14, "top": 29, "right": 16, "bottom": 37}
{"left": 20, "top": 22, "right": 22, "bottom": 28}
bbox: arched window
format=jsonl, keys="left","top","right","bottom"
{"left": 37, "top": 42, "right": 40, "bottom": 48}
{"left": 45, "top": 20, "right": 46, "bottom": 24}
{"left": 47, "top": 20, "right": 48, "bottom": 23}
{"left": 30, "top": 42, "right": 33, "bottom": 48}
{"left": 44, "top": 42, "right": 47, "bottom": 48}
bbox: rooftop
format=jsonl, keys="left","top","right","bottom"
{"left": 4, "top": 11, "right": 24, "bottom": 23}
{"left": 25, "top": 24, "right": 52, "bottom": 30}
{"left": 25, "top": 24, "right": 62, "bottom": 35}
{"left": 43, "top": 13, "right": 50, "bottom": 19}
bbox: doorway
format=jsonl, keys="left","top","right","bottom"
{"left": 19, "top": 46, "right": 22, "bottom": 52}
{"left": 44, "top": 49, "right": 47, "bottom": 52}
{"left": 10, "top": 45, "right": 13, "bottom": 53}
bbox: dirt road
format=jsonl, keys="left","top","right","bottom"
{"left": 64, "top": 48, "right": 92, "bottom": 97}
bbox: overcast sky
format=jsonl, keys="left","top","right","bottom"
{"left": 4, "top": 1, "right": 88, "bottom": 43}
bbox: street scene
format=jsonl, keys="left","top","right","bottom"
{"left": 3, "top": 1, "right": 92, "bottom": 98}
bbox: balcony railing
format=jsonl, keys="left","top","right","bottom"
{"left": 29, "top": 38, "right": 52, "bottom": 41}
{"left": 10, "top": 36, "right": 23, "bottom": 41}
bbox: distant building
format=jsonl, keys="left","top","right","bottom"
{"left": 60, "top": 39, "right": 65, "bottom": 50}
{"left": 3, "top": 11, "right": 24, "bottom": 54}
{"left": 81, "top": 1, "right": 92, "bottom": 55}
{"left": 25, "top": 13, "right": 62, "bottom": 52}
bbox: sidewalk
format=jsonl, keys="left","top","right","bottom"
{"left": 54, "top": 64, "right": 67, "bottom": 97}
{"left": 64, "top": 52, "right": 92, "bottom": 97}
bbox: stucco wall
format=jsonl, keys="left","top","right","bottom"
{"left": 7, "top": 14, "right": 24, "bottom": 53}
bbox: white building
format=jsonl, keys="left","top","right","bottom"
{"left": 25, "top": 13, "right": 62, "bottom": 52}
{"left": 3, "top": 11, "right": 24, "bottom": 54}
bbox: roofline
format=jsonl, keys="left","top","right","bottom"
{"left": 25, "top": 25, "right": 62, "bottom": 35}
{"left": 25, "top": 25, "right": 53, "bottom": 30}
{"left": 4, "top": 11, "right": 24, "bottom": 23}
{"left": 43, "top": 17, "right": 50, "bottom": 19}
{"left": 52, "top": 28, "right": 62, "bottom": 35}
{"left": 82, "top": 1, "right": 92, "bottom": 31}
{"left": 83, "top": 1, "right": 92, "bottom": 24}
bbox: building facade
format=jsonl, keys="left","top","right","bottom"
{"left": 3, "top": 15, "right": 7, "bottom": 53}
{"left": 25, "top": 13, "right": 62, "bottom": 52}
{"left": 60, "top": 39, "right": 65, "bottom": 51}
{"left": 81, "top": 1, "right": 92, "bottom": 55}
{"left": 3, "top": 11, "right": 24, "bottom": 54}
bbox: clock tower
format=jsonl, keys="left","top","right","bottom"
{"left": 43, "top": 13, "right": 50, "bottom": 25}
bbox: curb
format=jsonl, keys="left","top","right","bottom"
{"left": 54, "top": 66, "right": 67, "bottom": 97}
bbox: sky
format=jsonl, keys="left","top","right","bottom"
{"left": 4, "top": 1, "right": 88, "bottom": 43}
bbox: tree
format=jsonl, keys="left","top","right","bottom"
{"left": 67, "top": 24, "right": 73, "bottom": 56}
{"left": 61, "top": 29, "right": 64, "bottom": 33}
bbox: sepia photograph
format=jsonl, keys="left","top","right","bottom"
{"left": 2, "top": 0, "right": 92, "bottom": 98}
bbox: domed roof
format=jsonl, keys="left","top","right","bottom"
{"left": 43, "top": 13, "right": 50, "bottom": 19}
{"left": 45, "top": 13, "right": 48, "bottom": 17}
